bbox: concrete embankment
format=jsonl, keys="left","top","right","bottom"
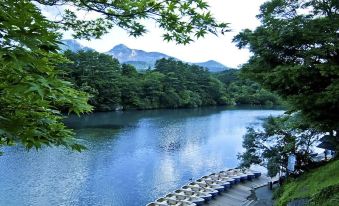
{"left": 148, "top": 169, "right": 277, "bottom": 206}
{"left": 209, "top": 174, "right": 271, "bottom": 206}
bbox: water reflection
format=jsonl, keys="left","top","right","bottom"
{"left": 0, "top": 106, "right": 283, "bottom": 206}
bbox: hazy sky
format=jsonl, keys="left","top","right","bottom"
{"left": 59, "top": 0, "right": 267, "bottom": 68}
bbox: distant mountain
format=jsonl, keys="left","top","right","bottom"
{"left": 105, "top": 44, "right": 229, "bottom": 72}
{"left": 60, "top": 40, "right": 230, "bottom": 72}
{"left": 124, "top": 61, "right": 152, "bottom": 70}
{"left": 194, "top": 60, "right": 230, "bottom": 73}
{"left": 105, "top": 44, "right": 172, "bottom": 70}
{"left": 106, "top": 44, "right": 171, "bottom": 62}
{"left": 59, "top": 39, "right": 93, "bottom": 52}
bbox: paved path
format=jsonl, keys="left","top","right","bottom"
{"left": 249, "top": 186, "right": 275, "bottom": 206}
{"left": 208, "top": 175, "right": 271, "bottom": 206}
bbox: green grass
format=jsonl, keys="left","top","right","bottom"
{"left": 308, "top": 184, "right": 339, "bottom": 206}
{"left": 275, "top": 160, "right": 339, "bottom": 206}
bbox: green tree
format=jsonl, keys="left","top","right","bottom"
{"left": 215, "top": 70, "right": 281, "bottom": 106}
{"left": 0, "top": 0, "right": 92, "bottom": 153}
{"left": 59, "top": 52, "right": 282, "bottom": 113}
{"left": 59, "top": 50, "right": 122, "bottom": 111}
{"left": 239, "top": 114, "right": 322, "bottom": 177}
{"left": 2, "top": 0, "right": 228, "bottom": 153}
{"left": 234, "top": 0, "right": 339, "bottom": 135}
{"left": 120, "top": 65, "right": 142, "bottom": 109}
{"left": 141, "top": 71, "right": 165, "bottom": 109}
{"left": 122, "top": 64, "right": 138, "bottom": 77}
{"left": 120, "top": 77, "right": 143, "bottom": 109}
{"left": 35, "top": 0, "right": 229, "bottom": 44}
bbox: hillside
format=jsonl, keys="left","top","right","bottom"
{"left": 195, "top": 60, "right": 231, "bottom": 72}
{"left": 105, "top": 44, "right": 171, "bottom": 65}
{"left": 60, "top": 40, "right": 230, "bottom": 72}
{"left": 275, "top": 160, "right": 339, "bottom": 206}
{"left": 59, "top": 40, "right": 93, "bottom": 52}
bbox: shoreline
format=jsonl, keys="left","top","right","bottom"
{"left": 148, "top": 169, "right": 272, "bottom": 206}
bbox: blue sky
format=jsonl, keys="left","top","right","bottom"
{"left": 42, "top": 0, "right": 267, "bottom": 68}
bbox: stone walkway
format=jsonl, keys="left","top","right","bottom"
{"left": 249, "top": 186, "right": 275, "bottom": 206}
{"left": 207, "top": 175, "right": 271, "bottom": 206}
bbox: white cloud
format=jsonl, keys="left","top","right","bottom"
{"left": 60, "top": 0, "right": 267, "bottom": 68}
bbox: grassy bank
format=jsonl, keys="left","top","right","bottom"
{"left": 275, "top": 160, "right": 339, "bottom": 206}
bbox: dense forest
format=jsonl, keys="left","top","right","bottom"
{"left": 1, "top": 0, "right": 229, "bottom": 151}
{"left": 1, "top": 0, "right": 338, "bottom": 205}
{"left": 58, "top": 50, "right": 281, "bottom": 111}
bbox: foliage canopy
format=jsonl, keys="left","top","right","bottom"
{"left": 58, "top": 51, "right": 280, "bottom": 111}
{"left": 0, "top": 0, "right": 92, "bottom": 153}
{"left": 274, "top": 160, "right": 339, "bottom": 206}
{"left": 35, "top": 0, "right": 229, "bottom": 44}
{"left": 0, "top": 0, "right": 229, "bottom": 153}
{"left": 239, "top": 114, "right": 322, "bottom": 177}
{"left": 234, "top": 0, "right": 339, "bottom": 132}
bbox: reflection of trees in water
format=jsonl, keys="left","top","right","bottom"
{"left": 73, "top": 127, "right": 123, "bottom": 150}
{"left": 65, "top": 106, "right": 280, "bottom": 130}
{"left": 66, "top": 107, "right": 284, "bottom": 152}
{"left": 78, "top": 127, "right": 139, "bottom": 147}
{"left": 159, "top": 141, "right": 182, "bottom": 153}
{"left": 75, "top": 128, "right": 119, "bottom": 138}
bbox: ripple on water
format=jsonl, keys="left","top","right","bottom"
{"left": 0, "top": 107, "right": 284, "bottom": 206}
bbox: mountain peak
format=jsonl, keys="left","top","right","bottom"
{"left": 105, "top": 44, "right": 170, "bottom": 68}
{"left": 195, "top": 60, "right": 229, "bottom": 72}
{"left": 114, "top": 43, "right": 128, "bottom": 48}
{"left": 59, "top": 39, "right": 93, "bottom": 52}
{"left": 110, "top": 44, "right": 130, "bottom": 52}
{"left": 62, "top": 39, "right": 77, "bottom": 43}
{"left": 205, "top": 60, "right": 218, "bottom": 63}
{"left": 61, "top": 39, "right": 230, "bottom": 72}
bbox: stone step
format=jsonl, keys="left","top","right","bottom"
{"left": 242, "top": 200, "right": 255, "bottom": 206}
{"left": 208, "top": 175, "right": 271, "bottom": 206}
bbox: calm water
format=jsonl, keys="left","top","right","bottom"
{"left": 0, "top": 106, "right": 283, "bottom": 206}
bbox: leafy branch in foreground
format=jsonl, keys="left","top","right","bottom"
{"left": 34, "top": 0, "right": 229, "bottom": 44}
{"left": 1, "top": 0, "right": 229, "bottom": 154}
{"left": 233, "top": 0, "right": 339, "bottom": 134}
{"left": 0, "top": 0, "right": 92, "bottom": 153}
{"left": 58, "top": 51, "right": 281, "bottom": 111}
{"left": 239, "top": 114, "right": 323, "bottom": 177}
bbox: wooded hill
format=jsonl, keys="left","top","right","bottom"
{"left": 58, "top": 50, "right": 281, "bottom": 111}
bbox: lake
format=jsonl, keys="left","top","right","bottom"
{"left": 0, "top": 106, "right": 283, "bottom": 206}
